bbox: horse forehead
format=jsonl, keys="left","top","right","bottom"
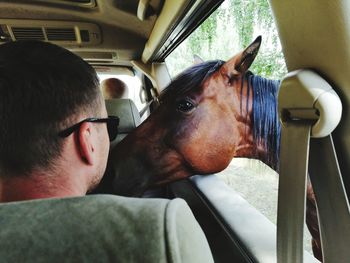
{"left": 201, "top": 71, "right": 231, "bottom": 96}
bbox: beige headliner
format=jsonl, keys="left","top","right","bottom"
{"left": 0, "top": 0, "right": 191, "bottom": 65}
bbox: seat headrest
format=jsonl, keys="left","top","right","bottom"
{"left": 105, "top": 99, "right": 141, "bottom": 145}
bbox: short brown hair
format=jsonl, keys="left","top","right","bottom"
{"left": 0, "top": 41, "right": 101, "bottom": 175}
{"left": 101, "top": 78, "right": 128, "bottom": 99}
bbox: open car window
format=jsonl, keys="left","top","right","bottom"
{"left": 165, "top": 0, "right": 287, "bottom": 80}
{"left": 165, "top": 0, "right": 315, "bottom": 255}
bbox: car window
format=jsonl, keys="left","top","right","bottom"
{"left": 165, "top": 0, "right": 313, "bottom": 254}
{"left": 98, "top": 73, "right": 145, "bottom": 111}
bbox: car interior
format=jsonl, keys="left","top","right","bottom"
{"left": 0, "top": 0, "right": 349, "bottom": 262}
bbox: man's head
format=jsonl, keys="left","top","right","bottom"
{"left": 0, "top": 41, "right": 111, "bottom": 198}
{"left": 101, "top": 78, "right": 129, "bottom": 99}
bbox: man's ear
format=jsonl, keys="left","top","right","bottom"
{"left": 235, "top": 36, "right": 262, "bottom": 73}
{"left": 77, "top": 122, "right": 95, "bottom": 165}
{"left": 220, "top": 36, "right": 262, "bottom": 81}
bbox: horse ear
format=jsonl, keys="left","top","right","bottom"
{"left": 235, "top": 36, "right": 262, "bottom": 73}
{"left": 193, "top": 54, "right": 204, "bottom": 65}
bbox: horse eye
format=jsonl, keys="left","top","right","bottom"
{"left": 176, "top": 99, "right": 195, "bottom": 113}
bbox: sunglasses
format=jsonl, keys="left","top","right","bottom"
{"left": 58, "top": 116, "right": 120, "bottom": 142}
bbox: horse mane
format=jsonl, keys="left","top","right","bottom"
{"left": 247, "top": 73, "right": 281, "bottom": 171}
{"left": 159, "top": 60, "right": 225, "bottom": 103}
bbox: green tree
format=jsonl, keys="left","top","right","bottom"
{"left": 165, "top": 0, "right": 287, "bottom": 80}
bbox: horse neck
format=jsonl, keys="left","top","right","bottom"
{"left": 109, "top": 113, "right": 192, "bottom": 196}
{"left": 235, "top": 74, "right": 281, "bottom": 171}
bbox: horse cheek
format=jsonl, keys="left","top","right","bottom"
{"left": 171, "top": 119, "right": 236, "bottom": 174}
{"left": 164, "top": 117, "right": 208, "bottom": 173}
{"left": 208, "top": 121, "right": 239, "bottom": 172}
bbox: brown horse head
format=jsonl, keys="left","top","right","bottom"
{"left": 158, "top": 36, "right": 262, "bottom": 174}
{"left": 96, "top": 36, "right": 280, "bottom": 196}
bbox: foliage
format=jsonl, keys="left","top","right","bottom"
{"left": 165, "top": 0, "right": 287, "bottom": 80}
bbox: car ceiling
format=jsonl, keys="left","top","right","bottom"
{"left": 0, "top": 0, "right": 164, "bottom": 65}
{"left": 0, "top": 0, "right": 220, "bottom": 68}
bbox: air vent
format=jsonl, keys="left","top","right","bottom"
{"left": 12, "top": 27, "right": 45, "bottom": 41}
{"left": 46, "top": 28, "right": 76, "bottom": 41}
{"left": 2, "top": 20, "right": 101, "bottom": 46}
{"left": 74, "top": 51, "right": 118, "bottom": 65}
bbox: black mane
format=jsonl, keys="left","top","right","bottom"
{"left": 248, "top": 74, "right": 281, "bottom": 171}
{"left": 159, "top": 60, "right": 224, "bottom": 102}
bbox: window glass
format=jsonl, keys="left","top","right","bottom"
{"left": 97, "top": 73, "right": 145, "bottom": 111}
{"left": 166, "top": 0, "right": 313, "bottom": 254}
